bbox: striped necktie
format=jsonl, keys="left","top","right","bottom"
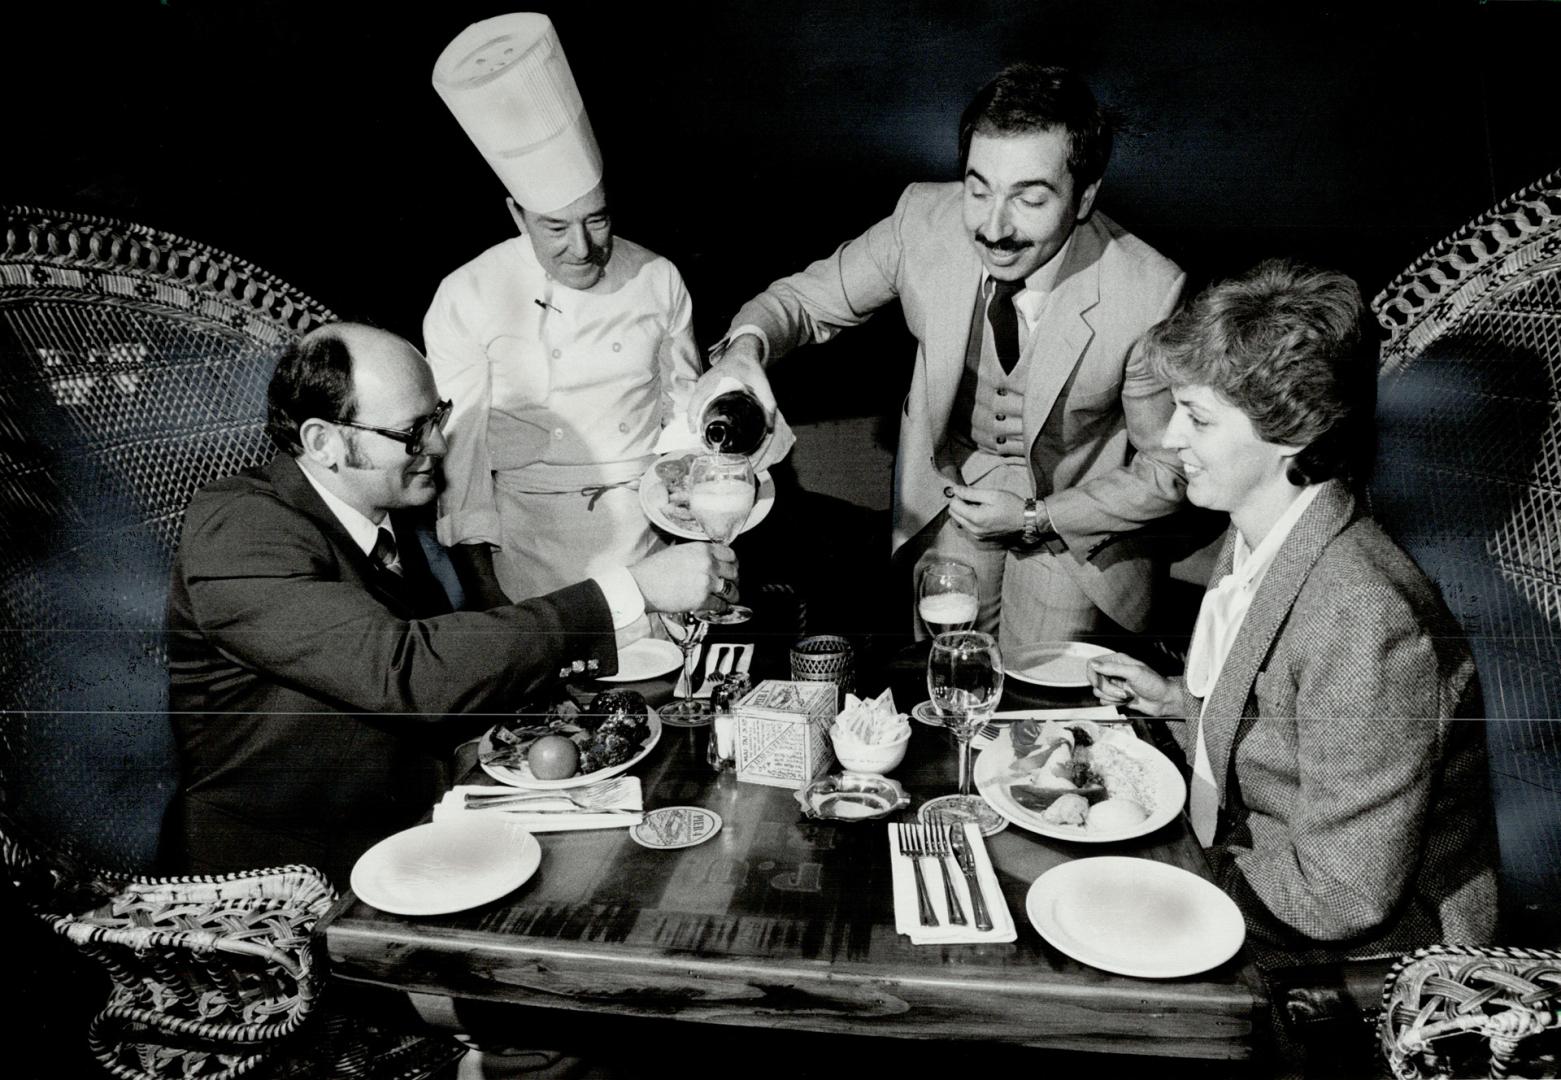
{"left": 370, "top": 527, "right": 403, "bottom": 578}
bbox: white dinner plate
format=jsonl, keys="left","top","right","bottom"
{"left": 1004, "top": 640, "right": 1114, "bottom": 687}
{"left": 1026, "top": 856, "right": 1246, "bottom": 978}
{"left": 350, "top": 817, "right": 541, "bottom": 916}
{"left": 597, "top": 638, "right": 682, "bottom": 682}
{"left": 638, "top": 450, "right": 775, "bottom": 541}
{"left": 973, "top": 723, "right": 1187, "bottom": 843}
{"left": 479, "top": 707, "right": 662, "bottom": 790}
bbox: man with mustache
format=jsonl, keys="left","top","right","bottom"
{"left": 424, "top": 14, "right": 709, "bottom": 609}
{"left": 693, "top": 64, "right": 1186, "bottom": 650}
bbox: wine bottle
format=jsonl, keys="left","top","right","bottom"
{"left": 700, "top": 389, "right": 769, "bottom": 455}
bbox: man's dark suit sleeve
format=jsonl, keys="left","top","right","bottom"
{"left": 178, "top": 486, "right": 617, "bottom": 716}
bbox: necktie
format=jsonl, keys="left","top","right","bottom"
{"left": 987, "top": 278, "right": 1025, "bottom": 375}
{"left": 370, "top": 527, "right": 403, "bottom": 578}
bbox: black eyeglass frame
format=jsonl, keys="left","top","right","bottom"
{"left": 331, "top": 399, "right": 452, "bottom": 456}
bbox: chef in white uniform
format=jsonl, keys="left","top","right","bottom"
{"left": 426, "top": 12, "right": 701, "bottom": 606}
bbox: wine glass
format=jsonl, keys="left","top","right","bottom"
{"left": 926, "top": 630, "right": 1004, "bottom": 817}
{"left": 918, "top": 558, "right": 978, "bottom": 637}
{"left": 659, "top": 611, "right": 712, "bottom": 727}
{"left": 687, "top": 452, "right": 755, "bottom": 625}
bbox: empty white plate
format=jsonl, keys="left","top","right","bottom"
{"left": 1026, "top": 856, "right": 1246, "bottom": 978}
{"left": 1005, "top": 641, "right": 1113, "bottom": 687}
{"left": 598, "top": 637, "right": 683, "bottom": 682}
{"left": 350, "top": 817, "right": 541, "bottom": 916}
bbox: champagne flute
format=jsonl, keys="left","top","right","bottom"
{"left": 918, "top": 558, "right": 979, "bottom": 637}
{"left": 687, "top": 452, "right": 756, "bottom": 625}
{"left": 659, "top": 611, "right": 712, "bottom": 727}
{"left": 926, "top": 631, "right": 1004, "bottom": 814}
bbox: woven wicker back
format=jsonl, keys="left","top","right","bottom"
{"left": 1369, "top": 169, "right": 1561, "bottom": 940}
{"left": 0, "top": 206, "right": 335, "bottom": 872}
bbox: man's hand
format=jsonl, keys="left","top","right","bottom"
{"left": 1085, "top": 653, "right": 1176, "bottom": 717}
{"left": 945, "top": 485, "right": 1026, "bottom": 541}
{"left": 628, "top": 541, "right": 738, "bottom": 614}
{"left": 688, "top": 336, "right": 789, "bottom": 472}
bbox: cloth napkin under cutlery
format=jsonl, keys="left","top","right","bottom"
{"left": 888, "top": 822, "right": 1016, "bottom": 945}
{"left": 676, "top": 642, "right": 755, "bottom": 699}
{"left": 433, "top": 778, "right": 644, "bottom": 832}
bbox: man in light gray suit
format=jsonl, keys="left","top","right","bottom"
{"left": 691, "top": 64, "right": 1186, "bottom": 650}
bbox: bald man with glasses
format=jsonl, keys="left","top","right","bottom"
{"left": 163, "top": 322, "right": 735, "bottom": 884}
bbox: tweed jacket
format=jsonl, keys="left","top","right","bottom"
{"left": 728, "top": 182, "right": 1186, "bottom": 630}
{"left": 164, "top": 454, "right": 618, "bottom": 883}
{"left": 1172, "top": 480, "right": 1498, "bottom": 967}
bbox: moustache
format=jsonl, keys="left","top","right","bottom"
{"left": 976, "top": 234, "right": 1033, "bottom": 254}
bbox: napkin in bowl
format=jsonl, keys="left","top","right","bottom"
{"left": 433, "top": 778, "right": 644, "bottom": 832}
{"left": 888, "top": 822, "right": 1016, "bottom": 945}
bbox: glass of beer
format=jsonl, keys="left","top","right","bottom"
{"left": 918, "top": 558, "right": 979, "bottom": 637}
{"left": 688, "top": 452, "right": 756, "bottom": 625}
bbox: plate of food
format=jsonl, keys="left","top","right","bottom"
{"left": 479, "top": 689, "right": 662, "bottom": 790}
{"left": 350, "top": 817, "right": 541, "bottom": 916}
{"left": 973, "top": 718, "right": 1186, "bottom": 842}
{"left": 1003, "top": 641, "right": 1114, "bottom": 688}
{"left": 1025, "top": 856, "right": 1245, "bottom": 978}
{"left": 638, "top": 450, "right": 775, "bottom": 541}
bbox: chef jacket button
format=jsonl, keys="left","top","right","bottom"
{"left": 551, "top": 348, "right": 562, "bottom": 359}
{"left": 618, "top": 422, "right": 630, "bottom": 433}
{"left": 995, "top": 413, "right": 1007, "bottom": 422}
{"left": 996, "top": 436, "right": 1007, "bottom": 444}
{"left": 553, "top": 428, "right": 564, "bottom": 440}
{"left": 996, "top": 388, "right": 1008, "bottom": 396}
{"left": 612, "top": 342, "right": 622, "bottom": 352}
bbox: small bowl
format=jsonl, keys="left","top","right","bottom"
{"left": 794, "top": 773, "right": 911, "bottom": 823}
{"left": 829, "top": 724, "right": 911, "bottom": 774}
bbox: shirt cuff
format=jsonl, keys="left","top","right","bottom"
{"left": 593, "top": 566, "right": 646, "bottom": 631}
{"left": 722, "top": 325, "right": 770, "bottom": 364}
{"left": 436, "top": 507, "right": 501, "bottom": 548}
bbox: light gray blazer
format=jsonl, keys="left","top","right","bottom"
{"left": 1173, "top": 480, "right": 1498, "bottom": 966}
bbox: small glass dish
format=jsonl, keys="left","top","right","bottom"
{"left": 793, "top": 772, "right": 911, "bottom": 822}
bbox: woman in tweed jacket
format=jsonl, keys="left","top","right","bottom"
{"left": 1087, "top": 260, "right": 1498, "bottom": 968}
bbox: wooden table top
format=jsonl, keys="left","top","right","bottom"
{"left": 321, "top": 652, "right": 1268, "bottom": 1061}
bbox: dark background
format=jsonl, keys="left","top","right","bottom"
{"left": 6, "top": 0, "right": 1559, "bottom": 427}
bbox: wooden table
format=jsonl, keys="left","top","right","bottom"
{"left": 321, "top": 659, "right": 1269, "bottom": 1063}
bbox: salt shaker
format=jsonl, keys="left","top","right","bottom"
{"left": 707, "top": 671, "right": 751, "bottom": 770}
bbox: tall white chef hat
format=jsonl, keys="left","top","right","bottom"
{"left": 432, "top": 13, "right": 602, "bottom": 215}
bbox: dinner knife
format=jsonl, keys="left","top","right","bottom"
{"left": 948, "top": 824, "right": 993, "bottom": 931}
{"left": 691, "top": 645, "right": 721, "bottom": 696}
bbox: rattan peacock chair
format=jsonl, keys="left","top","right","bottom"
{"left": 0, "top": 206, "right": 461, "bottom": 1079}
{"left": 1365, "top": 170, "right": 1561, "bottom": 1076}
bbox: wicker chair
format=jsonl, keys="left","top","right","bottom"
{"left": 1361, "top": 173, "right": 1561, "bottom": 1075}
{"left": 0, "top": 206, "right": 461, "bottom": 1079}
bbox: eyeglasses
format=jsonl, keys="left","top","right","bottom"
{"left": 332, "top": 399, "right": 452, "bottom": 456}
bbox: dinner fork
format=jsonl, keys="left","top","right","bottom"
{"left": 923, "top": 824, "right": 967, "bottom": 926}
{"left": 896, "top": 823, "right": 938, "bottom": 927}
{"left": 464, "top": 776, "right": 633, "bottom": 810}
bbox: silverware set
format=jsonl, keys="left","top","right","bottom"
{"left": 464, "top": 776, "right": 635, "bottom": 813}
{"left": 895, "top": 822, "right": 992, "bottom": 930}
{"left": 690, "top": 643, "right": 745, "bottom": 695}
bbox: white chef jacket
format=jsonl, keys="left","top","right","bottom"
{"left": 423, "top": 234, "right": 701, "bottom": 599}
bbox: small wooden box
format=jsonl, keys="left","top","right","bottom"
{"left": 734, "top": 680, "right": 837, "bottom": 789}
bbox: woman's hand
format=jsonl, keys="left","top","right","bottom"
{"left": 1085, "top": 653, "right": 1176, "bottom": 717}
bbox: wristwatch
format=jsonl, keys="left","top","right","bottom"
{"left": 1020, "top": 497, "right": 1046, "bottom": 547}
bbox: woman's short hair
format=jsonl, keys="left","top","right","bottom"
{"left": 265, "top": 327, "right": 356, "bottom": 455}
{"left": 1146, "top": 259, "right": 1371, "bottom": 485}
{"left": 958, "top": 64, "right": 1112, "bottom": 188}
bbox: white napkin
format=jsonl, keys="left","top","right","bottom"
{"left": 889, "top": 822, "right": 1016, "bottom": 945}
{"left": 692, "top": 642, "right": 754, "bottom": 700}
{"left": 654, "top": 375, "right": 797, "bottom": 465}
{"left": 973, "top": 705, "right": 1126, "bottom": 750}
{"left": 433, "top": 778, "right": 644, "bottom": 832}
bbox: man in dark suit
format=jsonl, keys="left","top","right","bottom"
{"left": 164, "top": 322, "right": 735, "bottom": 884}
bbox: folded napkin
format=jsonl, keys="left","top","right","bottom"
{"left": 692, "top": 642, "right": 754, "bottom": 699}
{"left": 433, "top": 778, "right": 644, "bottom": 832}
{"left": 973, "top": 705, "right": 1126, "bottom": 750}
{"left": 654, "top": 375, "right": 797, "bottom": 466}
{"left": 888, "top": 822, "right": 1016, "bottom": 945}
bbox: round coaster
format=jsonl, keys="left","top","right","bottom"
{"left": 910, "top": 701, "right": 945, "bottom": 728}
{"left": 629, "top": 806, "right": 723, "bottom": 850}
{"left": 919, "top": 794, "right": 1007, "bottom": 838}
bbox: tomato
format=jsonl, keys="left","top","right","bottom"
{"left": 527, "top": 734, "right": 580, "bottom": 781}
